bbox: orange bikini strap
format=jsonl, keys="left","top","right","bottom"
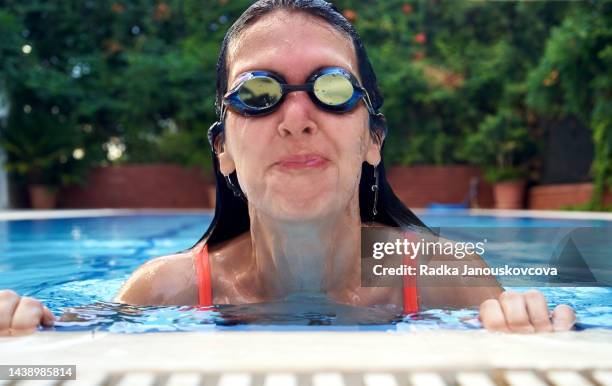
{"left": 402, "top": 253, "right": 419, "bottom": 314}
{"left": 402, "top": 232, "right": 420, "bottom": 314}
{"left": 195, "top": 244, "right": 213, "bottom": 306}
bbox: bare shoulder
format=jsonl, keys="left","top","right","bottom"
{"left": 113, "top": 247, "right": 199, "bottom": 306}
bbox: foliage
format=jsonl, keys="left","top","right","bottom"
{"left": 526, "top": 1, "right": 612, "bottom": 209}
{"left": 0, "top": 0, "right": 609, "bottom": 208}
{"left": 0, "top": 0, "right": 243, "bottom": 185}
{"left": 337, "top": 0, "right": 569, "bottom": 168}
{"left": 0, "top": 102, "right": 91, "bottom": 187}
{"left": 459, "top": 109, "right": 535, "bottom": 182}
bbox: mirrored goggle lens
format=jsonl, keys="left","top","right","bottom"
{"left": 313, "top": 73, "right": 355, "bottom": 106}
{"left": 238, "top": 77, "right": 282, "bottom": 109}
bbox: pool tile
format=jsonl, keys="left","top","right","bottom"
{"left": 312, "top": 372, "right": 345, "bottom": 386}
{"left": 409, "top": 372, "right": 447, "bottom": 386}
{"left": 455, "top": 372, "right": 496, "bottom": 386}
{"left": 166, "top": 372, "right": 202, "bottom": 386}
{"left": 504, "top": 370, "right": 548, "bottom": 386}
{"left": 115, "top": 371, "right": 157, "bottom": 386}
{"left": 363, "top": 372, "right": 398, "bottom": 386}
{"left": 593, "top": 370, "right": 612, "bottom": 386}
{"left": 13, "top": 381, "right": 59, "bottom": 386}
{"left": 547, "top": 370, "right": 593, "bottom": 386}
{"left": 217, "top": 373, "right": 252, "bottom": 386}
{"left": 263, "top": 373, "right": 298, "bottom": 386}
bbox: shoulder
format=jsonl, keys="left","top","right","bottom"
{"left": 113, "top": 248, "right": 199, "bottom": 306}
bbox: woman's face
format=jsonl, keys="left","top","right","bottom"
{"left": 218, "top": 11, "right": 381, "bottom": 221}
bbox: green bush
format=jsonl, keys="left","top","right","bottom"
{"left": 526, "top": 1, "right": 612, "bottom": 209}
{"left": 0, "top": 0, "right": 608, "bottom": 209}
{"left": 0, "top": 102, "right": 91, "bottom": 188}
{"left": 459, "top": 109, "right": 535, "bottom": 182}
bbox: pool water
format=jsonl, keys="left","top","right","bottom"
{"left": 0, "top": 212, "right": 610, "bottom": 332}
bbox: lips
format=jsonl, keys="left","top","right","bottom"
{"left": 274, "top": 154, "right": 329, "bottom": 170}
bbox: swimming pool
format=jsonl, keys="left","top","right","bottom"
{"left": 0, "top": 210, "right": 610, "bottom": 332}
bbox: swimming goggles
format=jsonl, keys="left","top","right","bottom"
{"left": 222, "top": 66, "right": 379, "bottom": 117}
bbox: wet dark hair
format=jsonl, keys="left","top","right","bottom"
{"left": 195, "top": 0, "right": 427, "bottom": 248}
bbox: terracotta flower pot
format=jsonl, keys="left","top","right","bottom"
{"left": 493, "top": 180, "right": 526, "bottom": 209}
{"left": 29, "top": 185, "right": 58, "bottom": 209}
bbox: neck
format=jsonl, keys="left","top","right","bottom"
{"left": 247, "top": 199, "right": 363, "bottom": 299}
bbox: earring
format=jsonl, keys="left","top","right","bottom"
{"left": 371, "top": 166, "right": 379, "bottom": 218}
{"left": 207, "top": 121, "right": 224, "bottom": 149}
{"left": 226, "top": 174, "right": 246, "bottom": 201}
{"left": 208, "top": 105, "right": 227, "bottom": 148}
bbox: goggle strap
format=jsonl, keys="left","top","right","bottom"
{"left": 362, "top": 90, "right": 379, "bottom": 116}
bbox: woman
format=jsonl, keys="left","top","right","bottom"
{"left": 0, "top": 0, "right": 575, "bottom": 336}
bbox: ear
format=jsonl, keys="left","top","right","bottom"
{"left": 365, "top": 129, "right": 385, "bottom": 167}
{"left": 214, "top": 133, "right": 236, "bottom": 176}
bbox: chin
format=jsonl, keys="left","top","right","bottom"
{"left": 267, "top": 191, "right": 337, "bottom": 222}
{"left": 258, "top": 171, "right": 349, "bottom": 221}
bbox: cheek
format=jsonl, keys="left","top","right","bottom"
{"left": 351, "top": 111, "right": 371, "bottom": 154}
{"left": 224, "top": 117, "right": 272, "bottom": 194}
{"left": 332, "top": 120, "right": 370, "bottom": 193}
{"left": 225, "top": 117, "right": 258, "bottom": 166}
{"left": 339, "top": 118, "right": 370, "bottom": 167}
{"left": 357, "top": 130, "right": 369, "bottom": 157}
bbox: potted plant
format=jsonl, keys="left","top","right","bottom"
{"left": 485, "top": 167, "right": 528, "bottom": 210}
{"left": 461, "top": 110, "right": 536, "bottom": 209}
{"left": 0, "top": 108, "right": 88, "bottom": 209}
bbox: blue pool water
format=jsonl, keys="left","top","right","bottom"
{"left": 0, "top": 211, "right": 610, "bottom": 332}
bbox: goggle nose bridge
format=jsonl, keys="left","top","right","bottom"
{"left": 281, "top": 83, "right": 314, "bottom": 93}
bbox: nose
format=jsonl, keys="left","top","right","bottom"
{"left": 276, "top": 91, "right": 319, "bottom": 138}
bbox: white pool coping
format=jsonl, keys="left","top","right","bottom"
{"left": 1, "top": 208, "right": 611, "bottom": 221}
{"left": 1, "top": 330, "right": 611, "bottom": 374}
{"left": 0, "top": 208, "right": 211, "bottom": 221}
{"left": 466, "top": 208, "right": 612, "bottom": 221}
